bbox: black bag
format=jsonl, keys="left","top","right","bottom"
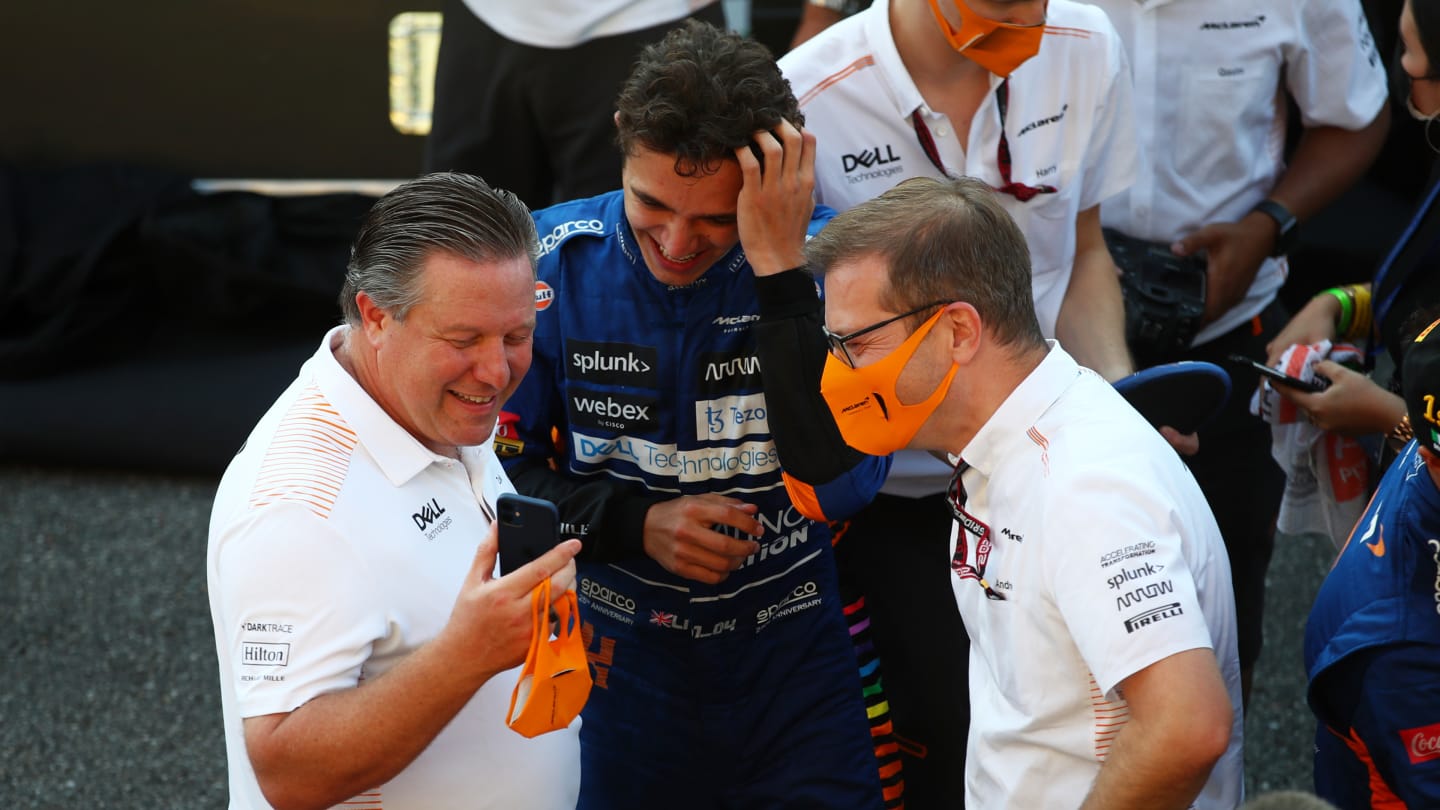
{"left": 1104, "top": 228, "right": 1208, "bottom": 366}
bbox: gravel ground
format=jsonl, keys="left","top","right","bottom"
{"left": 0, "top": 463, "right": 1335, "bottom": 806}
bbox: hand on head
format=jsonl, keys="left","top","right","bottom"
{"left": 735, "top": 120, "right": 817, "bottom": 276}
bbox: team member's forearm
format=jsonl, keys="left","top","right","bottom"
{"left": 242, "top": 632, "right": 505, "bottom": 810}
{"left": 1266, "top": 107, "right": 1390, "bottom": 223}
{"left": 1057, "top": 247, "right": 1131, "bottom": 382}
{"left": 1080, "top": 649, "right": 1232, "bottom": 810}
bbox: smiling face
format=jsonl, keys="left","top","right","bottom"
{"left": 355, "top": 250, "right": 535, "bottom": 455}
{"left": 621, "top": 146, "right": 744, "bottom": 287}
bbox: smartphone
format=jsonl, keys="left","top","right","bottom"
{"left": 1227, "top": 354, "right": 1330, "bottom": 393}
{"left": 497, "top": 493, "right": 561, "bottom": 576}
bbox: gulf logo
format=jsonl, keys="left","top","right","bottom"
{"left": 535, "top": 281, "right": 555, "bottom": 311}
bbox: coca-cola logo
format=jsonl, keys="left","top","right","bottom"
{"left": 1401, "top": 722, "right": 1440, "bottom": 764}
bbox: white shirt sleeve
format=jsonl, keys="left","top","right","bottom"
{"left": 1042, "top": 468, "right": 1217, "bottom": 698}
{"left": 1284, "top": 0, "right": 1387, "bottom": 129}
{"left": 214, "top": 503, "right": 386, "bottom": 718}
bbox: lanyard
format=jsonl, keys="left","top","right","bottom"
{"left": 910, "top": 77, "right": 1057, "bottom": 202}
{"left": 948, "top": 460, "right": 1007, "bottom": 601}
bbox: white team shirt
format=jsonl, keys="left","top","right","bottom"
{"left": 208, "top": 326, "right": 580, "bottom": 810}
{"left": 782, "top": 0, "right": 1138, "bottom": 496}
{"left": 950, "top": 344, "right": 1244, "bottom": 809}
{"left": 1084, "top": 0, "right": 1387, "bottom": 345}
{"left": 782, "top": 0, "right": 1137, "bottom": 341}
{"left": 463, "top": 0, "right": 714, "bottom": 48}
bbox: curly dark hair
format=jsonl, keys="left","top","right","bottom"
{"left": 614, "top": 19, "right": 803, "bottom": 177}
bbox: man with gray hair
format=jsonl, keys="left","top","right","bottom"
{"left": 757, "top": 175, "right": 1245, "bottom": 808}
{"left": 207, "top": 172, "right": 582, "bottom": 809}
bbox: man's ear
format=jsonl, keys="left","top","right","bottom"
{"left": 944, "top": 302, "right": 983, "bottom": 366}
{"left": 354, "top": 291, "right": 390, "bottom": 342}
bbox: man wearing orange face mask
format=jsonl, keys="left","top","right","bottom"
{"left": 803, "top": 175, "right": 1243, "bottom": 809}
{"left": 775, "top": 1, "right": 1136, "bottom": 804}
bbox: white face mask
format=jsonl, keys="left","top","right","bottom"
{"left": 1408, "top": 90, "right": 1440, "bottom": 122}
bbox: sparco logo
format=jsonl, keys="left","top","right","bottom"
{"left": 755, "top": 581, "right": 822, "bottom": 630}
{"left": 566, "top": 340, "right": 658, "bottom": 386}
{"left": 1115, "top": 580, "right": 1174, "bottom": 610}
{"left": 538, "top": 218, "right": 604, "bottom": 257}
{"left": 1401, "top": 722, "right": 1440, "bottom": 764}
{"left": 579, "top": 579, "right": 636, "bottom": 614}
{"left": 1124, "top": 602, "right": 1183, "bottom": 633}
{"left": 1106, "top": 562, "right": 1164, "bottom": 590}
{"left": 1200, "top": 16, "right": 1265, "bottom": 30}
{"left": 842, "top": 145, "right": 901, "bottom": 172}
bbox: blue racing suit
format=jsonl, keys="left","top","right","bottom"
{"left": 1305, "top": 440, "right": 1440, "bottom": 808}
{"left": 499, "top": 190, "right": 886, "bottom": 810}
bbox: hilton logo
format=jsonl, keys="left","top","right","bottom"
{"left": 242, "top": 642, "right": 290, "bottom": 667}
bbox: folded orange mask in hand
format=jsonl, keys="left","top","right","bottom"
{"left": 506, "top": 578, "right": 592, "bottom": 738}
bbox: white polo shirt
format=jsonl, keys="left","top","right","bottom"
{"left": 464, "top": 0, "right": 712, "bottom": 48}
{"left": 950, "top": 344, "right": 1244, "bottom": 809}
{"left": 1083, "top": 0, "right": 1387, "bottom": 345}
{"left": 782, "top": 0, "right": 1137, "bottom": 341}
{"left": 782, "top": 0, "right": 1138, "bottom": 497}
{"left": 208, "top": 326, "right": 580, "bottom": 810}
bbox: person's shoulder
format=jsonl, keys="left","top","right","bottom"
{"left": 1041, "top": 0, "right": 1123, "bottom": 56}
{"left": 1046, "top": 0, "right": 1116, "bottom": 31}
{"left": 532, "top": 190, "right": 622, "bottom": 266}
{"left": 780, "top": 11, "right": 877, "bottom": 103}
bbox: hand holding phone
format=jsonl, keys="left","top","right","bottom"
{"left": 497, "top": 493, "right": 562, "bottom": 576}
{"left": 1228, "top": 354, "right": 1330, "bottom": 393}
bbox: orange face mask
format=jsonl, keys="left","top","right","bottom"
{"left": 925, "top": 0, "right": 1046, "bottom": 77}
{"left": 820, "top": 308, "right": 958, "bottom": 457}
{"left": 506, "top": 578, "right": 592, "bottom": 738}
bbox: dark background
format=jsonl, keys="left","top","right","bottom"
{"left": 0, "top": 0, "right": 1386, "bottom": 804}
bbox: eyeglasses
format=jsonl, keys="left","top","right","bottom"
{"left": 822, "top": 300, "right": 953, "bottom": 368}
{"left": 947, "top": 459, "right": 1007, "bottom": 601}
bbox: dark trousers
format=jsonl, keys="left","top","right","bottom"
{"left": 836, "top": 491, "right": 969, "bottom": 810}
{"left": 1170, "top": 301, "right": 1290, "bottom": 671}
{"left": 425, "top": 1, "right": 724, "bottom": 211}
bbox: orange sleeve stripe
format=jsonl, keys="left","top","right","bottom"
{"left": 782, "top": 471, "right": 828, "bottom": 522}
{"left": 797, "top": 55, "right": 876, "bottom": 107}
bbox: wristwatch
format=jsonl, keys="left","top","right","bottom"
{"left": 1253, "top": 199, "right": 1298, "bottom": 257}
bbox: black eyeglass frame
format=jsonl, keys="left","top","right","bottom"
{"left": 821, "top": 300, "right": 954, "bottom": 368}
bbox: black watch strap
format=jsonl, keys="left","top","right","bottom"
{"left": 1253, "top": 199, "right": 1298, "bottom": 257}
